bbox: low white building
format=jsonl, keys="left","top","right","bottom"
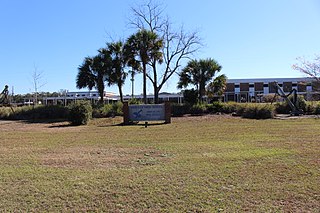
{"left": 43, "top": 91, "right": 117, "bottom": 105}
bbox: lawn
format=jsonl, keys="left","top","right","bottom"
{"left": 0, "top": 115, "right": 319, "bottom": 212}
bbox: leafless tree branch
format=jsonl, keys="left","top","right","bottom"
{"left": 292, "top": 55, "right": 320, "bottom": 82}
{"left": 131, "top": 0, "right": 202, "bottom": 103}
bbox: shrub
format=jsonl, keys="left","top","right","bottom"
{"left": 305, "top": 102, "right": 316, "bottom": 115}
{"left": 112, "top": 102, "right": 123, "bottom": 116}
{"left": 314, "top": 103, "right": 320, "bottom": 115}
{"left": 0, "top": 107, "right": 14, "bottom": 119}
{"left": 92, "top": 102, "right": 123, "bottom": 118}
{"left": 102, "top": 104, "right": 113, "bottom": 117}
{"left": 221, "top": 102, "right": 245, "bottom": 115}
{"left": 190, "top": 103, "right": 208, "bottom": 115}
{"left": 68, "top": 101, "right": 92, "bottom": 125}
{"left": 207, "top": 102, "right": 224, "bottom": 113}
{"left": 128, "top": 98, "right": 142, "bottom": 105}
{"left": 171, "top": 104, "right": 190, "bottom": 117}
{"left": 183, "top": 89, "right": 198, "bottom": 106}
{"left": 28, "top": 105, "right": 69, "bottom": 120}
{"left": 242, "top": 104, "right": 275, "bottom": 119}
{"left": 275, "top": 95, "right": 306, "bottom": 114}
{"left": 262, "top": 94, "right": 280, "bottom": 103}
{"left": 0, "top": 105, "right": 69, "bottom": 120}
{"left": 221, "top": 102, "right": 238, "bottom": 114}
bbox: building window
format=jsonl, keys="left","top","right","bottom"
{"left": 240, "top": 83, "right": 249, "bottom": 91}
{"left": 226, "top": 83, "right": 235, "bottom": 92}
{"left": 254, "top": 82, "right": 264, "bottom": 91}
{"left": 283, "top": 82, "right": 292, "bottom": 92}
{"left": 297, "top": 82, "right": 306, "bottom": 92}
{"left": 269, "top": 82, "right": 277, "bottom": 93}
{"left": 312, "top": 81, "right": 320, "bottom": 91}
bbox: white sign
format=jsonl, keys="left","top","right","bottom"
{"left": 129, "top": 104, "right": 165, "bottom": 121}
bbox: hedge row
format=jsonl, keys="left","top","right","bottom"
{"left": 1, "top": 100, "right": 319, "bottom": 123}
{"left": 171, "top": 102, "right": 275, "bottom": 119}
{"left": 0, "top": 105, "right": 69, "bottom": 120}
{"left": 172, "top": 100, "right": 320, "bottom": 118}
{"left": 0, "top": 101, "right": 124, "bottom": 125}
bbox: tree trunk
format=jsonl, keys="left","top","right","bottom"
{"left": 153, "top": 63, "right": 159, "bottom": 103}
{"left": 98, "top": 78, "right": 105, "bottom": 104}
{"left": 199, "top": 83, "right": 205, "bottom": 102}
{"left": 154, "top": 86, "right": 159, "bottom": 104}
{"left": 118, "top": 82, "right": 123, "bottom": 103}
{"left": 99, "top": 91, "right": 104, "bottom": 104}
{"left": 143, "top": 63, "right": 147, "bottom": 104}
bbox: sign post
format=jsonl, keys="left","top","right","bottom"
{"left": 123, "top": 102, "right": 171, "bottom": 125}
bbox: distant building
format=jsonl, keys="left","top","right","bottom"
{"left": 224, "top": 77, "right": 319, "bottom": 102}
{"left": 122, "top": 93, "right": 183, "bottom": 104}
{"left": 43, "top": 91, "right": 117, "bottom": 105}
{"left": 43, "top": 77, "right": 320, "bottom": 105}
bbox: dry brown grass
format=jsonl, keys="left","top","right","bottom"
{"left": 0, "top": 116, "right": 319, "bottom": 212}
{"left": 40, "top": 146, "right": 168, "bottom": 169}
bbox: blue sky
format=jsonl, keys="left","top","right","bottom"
{"left": 1, "top": 0, "right": 319, "bottom": 95}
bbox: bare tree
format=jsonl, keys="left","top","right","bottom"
{"left": 31, "top": 65, "right": 46, "bottom": 105}
{"left": 292, "top": 55, "right": 320, "bottom": 82}
{"left": 130, "top": 1, "right": 202, "bottom": 103}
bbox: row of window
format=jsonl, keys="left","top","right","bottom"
{"left": 226, "top": 82, "right": 318, "bottom": 93}
{"left": 66, "top": 94, "right": 98, "bottom": 97}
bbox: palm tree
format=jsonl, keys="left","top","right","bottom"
{"left": 124, "top": 29, "right": 163, "bottom": 104}
{"left": 178, "top": 58, "right": 222, "bottom": 102}
{"left": 206, "top": 74, "right": 227, "bottom": 100}
{"left": 128, "top": 70, "right": 136, "bottom": 98}
{"left": 76, "top": 55, "right": 110, "bottom": 103}
{"left": 103, "top": 42, "right": 128, "bottom": 103}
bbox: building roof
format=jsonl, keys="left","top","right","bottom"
{"left": 227, "top": 77, "right": 313, "bottom": 84}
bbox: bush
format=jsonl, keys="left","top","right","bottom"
{"left": 220, "top": 102, "right": 245, "bottom": 115}
{"left": 0, "top": 107, "right": 14, "bottom": 119}
{"left": 242, "top": 104, "right": 275, "bottom": 119}
{"left": 68, "top": 101, "right": 92, "bottom": 125}
{"left": 171, "top": 104, "right": 190, "bottom": 117}
{"left": 314, "top": 103, "right": 320, "bottom": 115}
{"left": 183, "top": 89, "right": 198, "bottom": 106}
{"left": 305, "top": 102, "right": 316, "bottom": 115}
{"left": 0, "top": 105, "right": 69, "bottom": 120}
{"left": 92, "top": 102, "right": 123, "bottom": 118}
{"left": 275, "top": 95, "right": 306, "bottom": 114}
{"left": 112, "top": 102, "right": 123, "bottom": 116}
{"left": 262, "top": 94, "right": 280, "bottom": 103}
{"left": 128, "top": 98, "right": 142, "bottom": 105}
{"left": 207, "top": 102, "right": 224, "bottom": 113}
{"left": 190, "top": 103, "right": 208, "bottom": 115}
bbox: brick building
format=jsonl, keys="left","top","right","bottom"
{"left": 224, "top": 77, "right": 319, "bottom": 102}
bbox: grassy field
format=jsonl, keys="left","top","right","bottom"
{"left": 0, "top": 115, "right": 319, "bottom": 212}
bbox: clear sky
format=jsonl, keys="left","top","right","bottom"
{"left": 1, "top": 0, "right": 320, "bottom": 95}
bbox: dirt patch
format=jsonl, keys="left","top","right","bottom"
{"left": 40, "top": 147, "right": 170, "bottom": 169}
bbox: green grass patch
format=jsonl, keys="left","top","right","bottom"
{"left": 0, "top": 116, "right": 319, "bottom": 211}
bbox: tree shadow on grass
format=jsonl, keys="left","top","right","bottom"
{"left": 20, "top": 119, "right": 68, "bottom": 124}
{"left": 96, "top": 121, "right": 167, "bottom": 128}
{"left": 48, "top": 123, "right": 74, "bottom": 128}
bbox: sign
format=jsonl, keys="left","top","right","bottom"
{"left": 129, "top": 104, "right": 165, "bottom": 121}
